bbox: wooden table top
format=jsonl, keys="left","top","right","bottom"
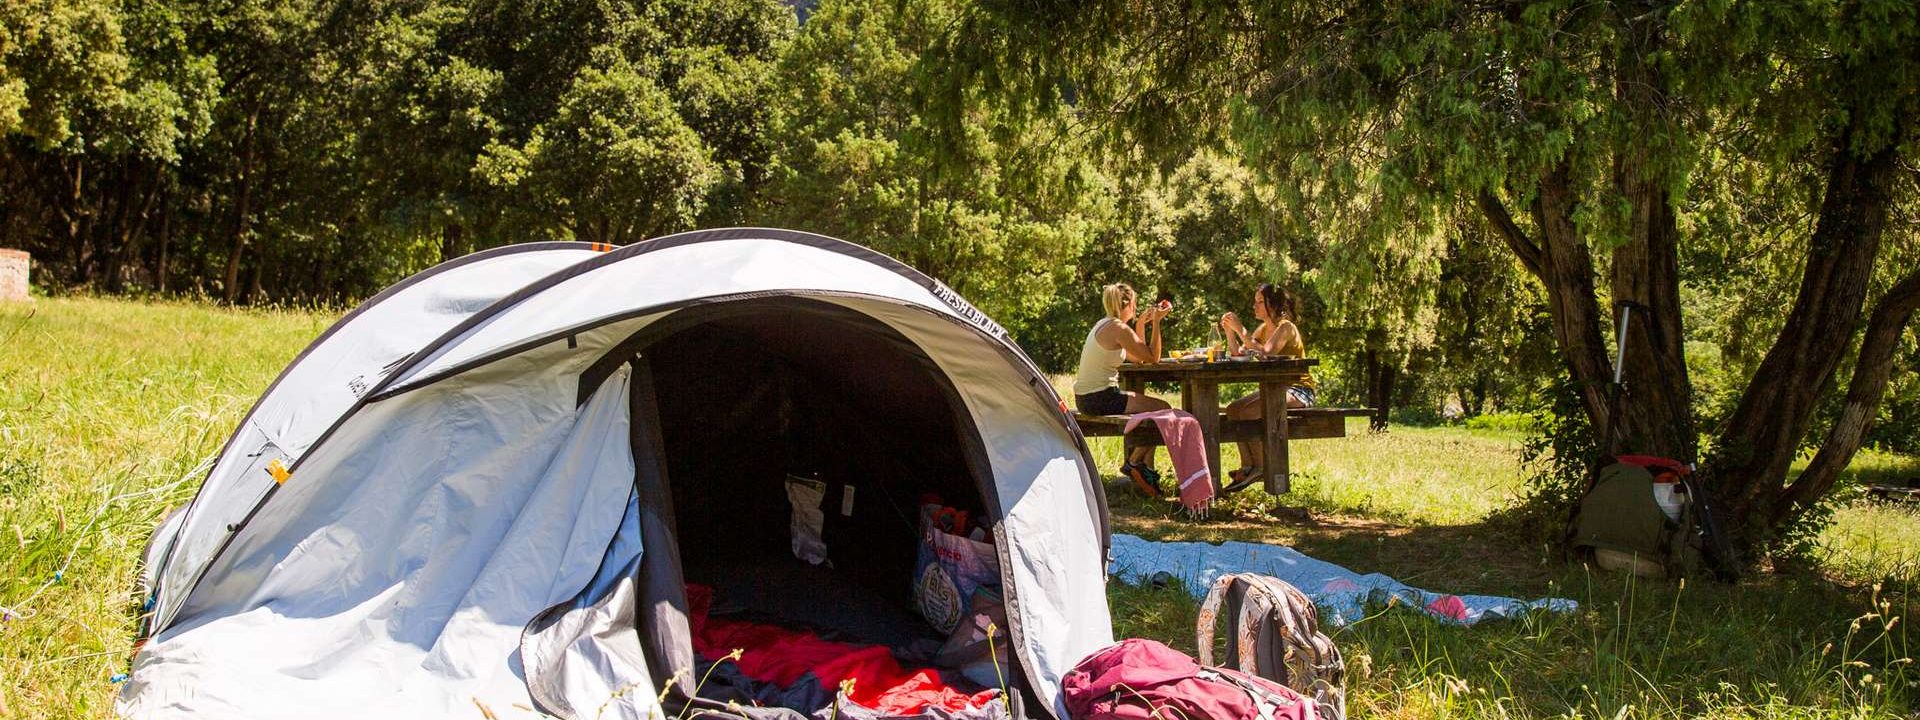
{"left": 1116, "top": 356, "right": 1318, "bottom": 383}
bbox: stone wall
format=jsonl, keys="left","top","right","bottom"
{"left": 0, "top": 249, "right": 29, "bottom": 302}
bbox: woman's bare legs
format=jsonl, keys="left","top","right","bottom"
{"left": 1124, "top": 392, "right": 1171, "bottom": 466}
{"left": 1227, "top": 390, "right": 1306, "bottom": 474}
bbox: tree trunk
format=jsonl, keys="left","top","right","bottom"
{"left": 107, "top": 165, "right": 161, "bottom": 293}
{"left": 221, "top": 231, "right": 249, "bottom": 303}
{"left": 1606, "top": 13, "right": 1696, "bottom": 461}
{"left": 1478, "top": 163, "right": 1617, "bottom": 440}
{"left": 1599, "top": 6, "right": 1697, "bottom": 461}
{"left": 155, "top": 204, "right": 171, "bottom": 294}
{"left": 246, "top": 243, "right": 265, "bottom": 305}
{"left": 101, "top": 163, "right": 134, "bottom": 291}
{"left": 223, "top": 107, "right": 260, "bottom": 305}
{"left": 1779, "top": 269, "right": 1920, "bottom": 525}
{"left": 56, "top": 155, "right": 88, "bottom": 286}
{"left": 316, "top": 247, "right": 334, "bottom": 303}
{"left": 1604, "top": 190, "right": 1694, "bottom": 461}
{"left": 440, "top": 222, "right": 466, "bottom": 262}
{"left": 1711, "top": 124, "right": 1900, "bottom": 546}
{"left": 1362, "top": 348, "right": 1394, "bottom": 431}
{"left": 1372, "top": 363, "right": 1396, "bottom": 431}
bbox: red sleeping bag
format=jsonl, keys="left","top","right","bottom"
{"left": 686, "top": 584, "right": 998, "bottom": 715}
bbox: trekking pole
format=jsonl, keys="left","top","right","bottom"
{"left": 1604, "top": 303, "right": 1632, "bottom": 451}
{"left": 1613, "top": 304, "right": 1631, "bottom": 386}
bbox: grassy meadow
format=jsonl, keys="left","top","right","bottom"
{"left": 1, "top": 298, "right": 332, "bottom": 717}
{"left": 2, "top": 296, "right": 1916, "bottom": 718}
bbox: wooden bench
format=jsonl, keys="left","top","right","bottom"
{"left": 1867, "top": 482, "right": 1920, "bottom": 503}
{"left": 1072, "top": 407, "right": 1375, "bottom": 445}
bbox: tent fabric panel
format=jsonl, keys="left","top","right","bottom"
{"left": 522, "top": 488, "right": 658, "bottom": 720}
{"left": 150, "top": 244, "right": 600, "bottom": 632}
{"left": 389, "top": 237, "right": 963, "bottom": 391}
{"left": 627, "top": 360, "right": 696, "bottom": 698}
{"left": 121, "top": 366, "right": 637, "bottom": 719}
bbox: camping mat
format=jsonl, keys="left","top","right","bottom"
{"left": 1107, "top": 534, "right": 1577, "bottom": 626}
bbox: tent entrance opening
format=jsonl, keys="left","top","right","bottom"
{"left": 640, "top": 299, "right": 1017, "bottom": 716}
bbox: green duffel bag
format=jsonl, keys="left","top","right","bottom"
{"left": 1567, "top": 461, "right": 1700, "bottom": 579}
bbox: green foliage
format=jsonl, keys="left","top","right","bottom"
{"left": 1, "top": 0, "right": 1913, "bottom": 543}
{"left": 756, "top": 0, "right": 1104, "bottom": 342}
{"left": 1497, "top": 381, "right": 1602, "bottom": 546}
{"left": 482, "top": 53, "right": 719, "bottom": 243}
{"left": 1020, "top": 152, "right": 1282, "bottom": 368}
{"left": 0, "top": 0, "right": 215, "bottom": 158}
{"left": 1383, "top": 219, "right": 1559, "bottom": 418}
{"left": 0, "top": 0, "right": 796, "bottom": 302}
{"left": 0, "top": 0, "right": 1564, "bottom": 423}
{"left": 1465, "top": 412, "right": 1538, "bottom": 434}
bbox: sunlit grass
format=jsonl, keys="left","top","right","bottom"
{"left": 2, "top": 301, "right": 1914, "bottom": 718}
{"left": 1056, "top": 374, "right": 1919, "bottom": 718}
{"left": 0, "top": 297, "right": 333, "bottom": 717}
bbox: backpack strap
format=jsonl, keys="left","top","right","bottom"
{"left": 1196, "top": 573, "right": 1236, "bottom": 667}
{"left": 1199, "top": 574, "right": 1275, "bottom": 674}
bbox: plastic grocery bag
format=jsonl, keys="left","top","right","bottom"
{"left": 913, "top": 504, "right": 1000, "bottom": 634}
{"left": 786, "top": 475, "right": 830, "bottom": 566}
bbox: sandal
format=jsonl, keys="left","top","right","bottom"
{"left": 1222, "top": 467, "right": 1263, "bottom": 494}
{"left": 1123, "top": 462, "right": 1163, "bottom": 498}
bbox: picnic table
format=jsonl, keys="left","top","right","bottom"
{"left": 1072, "top": 357, "right": 1370, "bottom": 496}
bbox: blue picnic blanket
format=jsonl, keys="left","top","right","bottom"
{"left": 1107, "top": 534, "right": 1578, "bottom": 626}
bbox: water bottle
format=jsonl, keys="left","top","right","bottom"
{"left": 1207, "top": 324, "right": 1223, "bottom": 361}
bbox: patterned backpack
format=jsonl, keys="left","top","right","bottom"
{"left": 1197, "top": 573, "right": 1347, "bottom": 720}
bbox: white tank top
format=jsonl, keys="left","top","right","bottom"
{"left": 1072, "top": 318, "right": 1126, "bottom": 396}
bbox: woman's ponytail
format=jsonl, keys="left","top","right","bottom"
{"left": 1101, "top": 283, "right": 1136, "bottom": 319}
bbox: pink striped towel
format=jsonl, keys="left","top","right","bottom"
{"left": 1124, "top": 409, "right": 1215, "bottom": 512}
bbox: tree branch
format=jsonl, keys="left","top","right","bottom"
{"left": 1780, "top": 267, "right": 1920, "bottom": 520}
{"left": 1713, "top": 130, "right": 1900, "bottom": 527}
{"left": 1476, "top": 190, "right": 1546, "bottom": 280}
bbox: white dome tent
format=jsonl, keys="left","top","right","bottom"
{"left": 121, "top": 228, "right": 1114, "bottom": 720}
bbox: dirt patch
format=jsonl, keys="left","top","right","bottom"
{"left": 1106, "top": 478, "right": 1564, "bottom": 598}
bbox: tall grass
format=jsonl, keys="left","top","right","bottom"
{"left": 0, "top": 298, "right": 333, "bottom": 717}
{"left": 1064, "top": 375, "right": 1918, "bottom": 717}
{"left": 1111, "top": 562, "right": 1913, "bottom": 718}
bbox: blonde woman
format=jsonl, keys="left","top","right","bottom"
{"left": 1072, "top": 283, "right": 1172, "bottom": 496}
{"left": 1218, "top": 283, "right": 1316, "bottom": 489}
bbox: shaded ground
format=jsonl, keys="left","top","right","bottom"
{"left": 1061, "top": 384, "right": 1920, "bottom": 718}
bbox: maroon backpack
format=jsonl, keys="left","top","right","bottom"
{"left": 1063, "top": 639, "right": 1317, "bottom": 720}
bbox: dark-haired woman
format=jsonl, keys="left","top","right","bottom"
{"left": 1217, "top": 283, "right": 1316, "bottom": 489}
